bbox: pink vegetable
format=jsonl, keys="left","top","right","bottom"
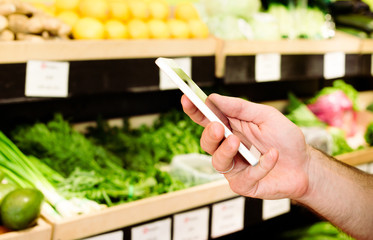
{"left": 307, "top": 90, "right": 357, "bottom": 136}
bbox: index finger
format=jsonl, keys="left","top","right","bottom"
{"left": 181, "top": 94, "right": 210, "bottom": 127}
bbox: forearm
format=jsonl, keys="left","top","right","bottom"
{"left": 297, "top": 146, "right": 373, "bottom": 240}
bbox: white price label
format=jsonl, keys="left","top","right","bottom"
{"left": 173, "top": 207, "right": 209, "bottom": 240}
{"left": 159, "top": 57, "right": 192, "bottom": 90}
{"left": 371, "top": 54, "right": 373, "bottom": 77}
{"left": 131, "top": 218, "right": 171, "bottom": 240}
{"left": 83, "top": 230, "right": 123, "bottom": 240}
{"left": 262, "top": 198, "right": 291, "bottom": 220}
{"left": 323, "top": 52, "right": 345, "bottom": 79}
{"left": 211, "top": 197, "right": 245, "bottom": 238}
{"left": 25, "top": 60, "right": 69, "bottom": 97}
{"left": 255, "top": 53, "right": 281, "bottom": 82}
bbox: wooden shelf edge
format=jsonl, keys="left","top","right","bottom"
{"left": 0, "top": 218, "right": 52, "bottom": 240}
{"left": 0, "top": 38, "right": 217, "bottom": 64}
{"left": 221, "top": 31, "right": 361, "bottom": 56}
{"left": 44, "top": 179, "right": 236, "bottom": 240}
{"left": 336, "top": 147, "right": 373, "bottom": 166}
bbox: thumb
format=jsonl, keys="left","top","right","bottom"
{"left": 245, "top": 148, "right": 278, "bottom": 182}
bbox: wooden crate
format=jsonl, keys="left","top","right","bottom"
{"left": 0, "top": 218, "right": 52, "bottom": 240}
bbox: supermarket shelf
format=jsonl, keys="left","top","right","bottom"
{"left": 360, "top": 39, "right": 373, "bottom": 54}
{"left": 0, "top": 218, "right": 52, "bottom": 240}
{"left": 216, "top": 31, "right": 362, "bottom": 78}
{"left": 44, "top": 179, "right": 236, "bottom": 240}
{"left": 220, "top": 32, "right": 361, "bottom": 56}
{"left": 0, "top": 38, "right": 217, "bottom": 64}
{"left": 337, "top": 147, "right": 373, "bottom": 166}
{"left": 40, "top": 145, "right": 373, "bottom": 240}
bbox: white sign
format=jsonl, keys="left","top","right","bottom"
{"left": 131, "top": 218, "right": 171, "bottom": 240}
{"left": 159, "top": 57, "right": 192, "bottom": 90}
{"left": 211, "top": 197, "right": 245, "bottom": 238}
{"left": 323, "top": 52, "right": 345, "bottom": 79}
{"left": 83, "top": 230, "right": 123, "bottom": 240}
{"left": 262, "top": 198, "right": 291, "bottom": 220}
{"left": 25, "top": 60, "right": 69, "bottom": 97}
{"left": 255, "top": 53, "right": 281, "bottom": 82}
{"left": 173, "top": 207, "right": 209, "bottom": 240}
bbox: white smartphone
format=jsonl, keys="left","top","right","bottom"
{"left": 155, "top": 57, "right": 260, "bottom": 166}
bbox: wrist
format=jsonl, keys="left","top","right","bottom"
{"left": 294, "top": 145, "right": 323, "bottom": 204}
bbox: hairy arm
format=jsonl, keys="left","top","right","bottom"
{"left": 298, "top": 147, "right": 373, "bottom": 240}
{"left": 181, "top": 93, "right": 373, "bottom": 239}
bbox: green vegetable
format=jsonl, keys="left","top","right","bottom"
{"left": 337, "top": 26, "right": 369, "bottom": 38}
{"left": 367, "top": 102, "right": 373, "bottom": 112}
{"left": 329, "top": 127, "right": 354, "bottom": 156}
{"left": 285, "top": 92, "right": 325, "bottom": 127}
{"left": 0, "top": 131, "right": 103, "bottom": 217}
{"left": 11, "top": 113, "right": 186, "bottom": 206}
{"left": 1, "top": 188, "right": 43, "bottom": 230}
{"left": 335, "top": 14, "right": 373, "bottom": 33}
{"left": 87, "top": 110, "right": 204, "bottom": 172}
{"left": 281, "top": 221, "right": 354, "bottom": 240}
{"left": 364, "top": 122, "right": 373, "bottom": 146}
{"left": 308, "top": 80, "right": 359, "bottom": 110}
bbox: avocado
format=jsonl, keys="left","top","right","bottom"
{"left": 1, "top": 188, "right": 44, "bottom": 230}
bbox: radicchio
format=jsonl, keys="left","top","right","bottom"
{"left": 307, "top": 90, "right": 357, "bottom": 136}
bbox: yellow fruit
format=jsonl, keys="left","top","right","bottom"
{"left": 55, "top": 0, "right": 79, "bottom": 13}
{"left": 148, "top": 0, "right": 169, "bottom": 20}
{"left": 57, "top": 11, "right": 80, "bottom": 27}
{"left": 32, "top": 3, "right": 56, "bottom": 16}
{"left": 174, "top": 2, "right": 200, "bottom": 21}
{"left": 188, "top": 19, "right": 209, "bottom": 38}
{"left": 128, "top": 19, "right": 149, "bottom": 39}
{"left": 73, "top": 17, "right": 105, "bottom": 39}
{"left": 128, "top": 0, "right": 149, "bottom": 20}
{"left": 148, "top": 19, "right": 170, "bottom": 39}
{"left": 108, "top": 0, "right": 130, "bottom": 22}
{"left": 105, "top": 20, "right": 129, "bottom": 39}
{"left": 168, "top": 19, "right": 190, "bottom": 39}
{"left": 79, "top": 0, "right": 109, "bottom": 21}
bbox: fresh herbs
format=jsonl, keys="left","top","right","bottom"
{"left": 10, "top": 111, "right": 201, "bottom": 207}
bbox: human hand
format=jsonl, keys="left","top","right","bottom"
{"left": 181, "top": 93, "right": 311, "bottom": 200}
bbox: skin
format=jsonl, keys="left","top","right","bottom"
{"left": 181, "top": 93, "right": 373, "bottom": 240}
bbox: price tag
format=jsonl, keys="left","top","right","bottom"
{"left": 159, "top": 57, "right": 192, "bottom": 90}
{"left": 211, "top": 197, "right": 245, "bottom": 238}
{"left": 255, "top": 53, "right": 281, "bottom": 82}
{"left": 131, "top": 218, "right": 171, "bottom": 240}
{"left": 371, "top": 54, "right": 373, "bottom": 77}
{"left": 262, "top": 198, "right": 291, "bottom": 220}
{"left": 173, "top": 207, "right": 209, "bottom": 240}
{"left": 25, "top": 60, "right": 69, "bottom": 97}
{"left": 83, "top": 230, "right": 123, "bottom": 240}
{"left": 323, "top": 52, "right": 345, "bottom": 79}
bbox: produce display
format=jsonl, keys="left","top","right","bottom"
{"left": 329, "top": 0, "right": 373, "bottom": 38}
{"left": 29, "top": 0, "right": 210, "bottom": 39}
{"left": 0, "top": 110, "right": 205, "bottom": 221}
{"left": 285, "top": 80, "right": 373, "bottom": 156}
{"left": 0, "top": 0, "right": 71, "bottom": 41}
{"left": 0, "top": 175, "right": 44, "bottom": 232}
{"left": 197, "top": 0, "right": 335, "bottom": 40}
